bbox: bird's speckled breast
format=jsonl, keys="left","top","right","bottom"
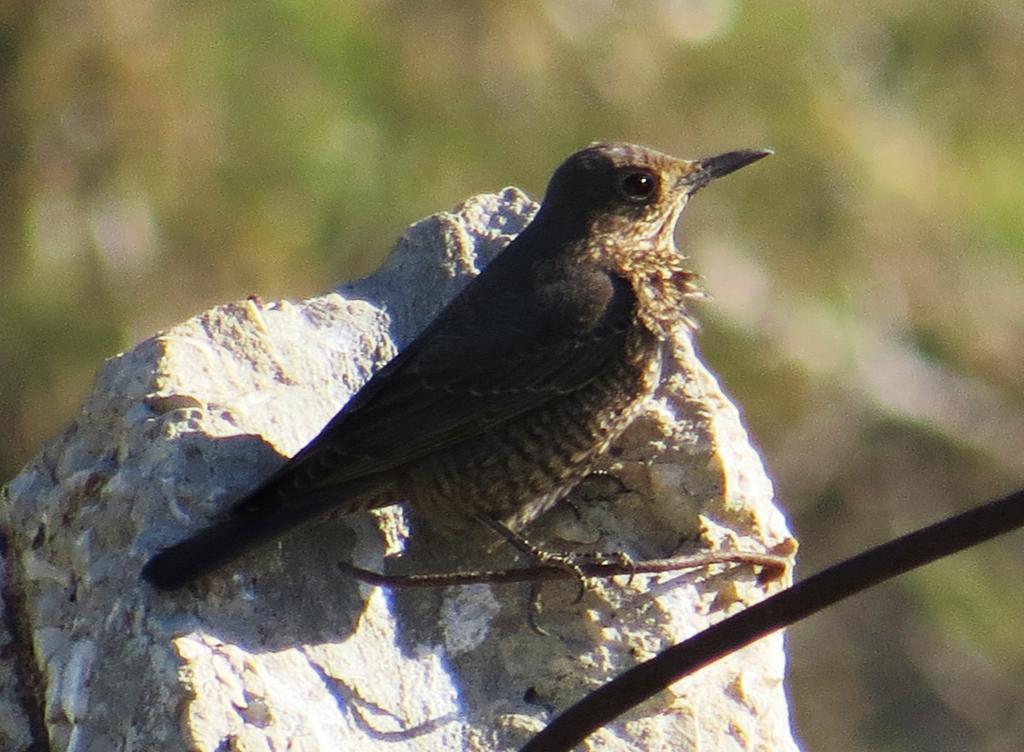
{"left": 406, "top": 325, "right": 662, "bottom": 533}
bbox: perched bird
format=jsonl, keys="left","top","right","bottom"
{"left": 142, "top": 142, "right": 770, "bottom": 590}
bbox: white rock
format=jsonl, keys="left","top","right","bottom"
{"left": 1, "top": 188, "right": 799, "bottom": 751}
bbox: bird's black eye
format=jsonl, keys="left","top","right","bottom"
{"left": 618, "top": 170, "right": 658, "bottom": 202}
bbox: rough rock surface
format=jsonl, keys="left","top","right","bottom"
{"left": 1, "top": 187, "right": 799, "bottom": 751}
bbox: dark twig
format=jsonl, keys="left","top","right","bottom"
{"left": 336, "top": 550, "right": 788, "bottom": 589}
{"left": 520, "top": 488, "right": 1024, "bottom": 752}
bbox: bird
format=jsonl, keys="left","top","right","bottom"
{"left": 142, "top": 142, "right": 771, "bottom": 590}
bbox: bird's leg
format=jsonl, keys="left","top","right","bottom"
{"left": 556, "top": 472, "right": 637, "bottom": 580}
{"left": 474, "top": 513, "right": 591, "bottom": 636}
{"left": 472, "top": 513, "right": 590, "bottom": 604}
{"left": 563, "top": 548, "right": 636, "bottom": 583}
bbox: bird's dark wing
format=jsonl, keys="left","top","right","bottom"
{"left": 239, "top": 256, "right": 636, "bottom": 508}
{"left": 141, "top": 243, "right": 639, "bottom": 589}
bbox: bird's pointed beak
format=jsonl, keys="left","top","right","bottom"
{"left": 682, "top": 148, "right": 773, "bottom": 192}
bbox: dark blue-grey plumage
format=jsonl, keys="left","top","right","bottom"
{"left": 142, "top": 143, "right": 770, "bottom": 589}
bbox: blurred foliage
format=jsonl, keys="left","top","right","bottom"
{"left": 2, "top": 1, "right": 1023, "bottom": 749}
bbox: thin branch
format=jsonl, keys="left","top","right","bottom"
{"left": 520, "top": 488, "right": 1024, "bottom": 752}
{"left": 336, "top": 550, "right": 789, "bottom": 588}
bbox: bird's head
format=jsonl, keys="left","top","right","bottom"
{"left": 538, "top": 142, "right": 771, "bottom": 254}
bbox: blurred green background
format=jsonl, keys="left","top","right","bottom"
{"left": 3, "top": 1, "right": 1023, "bottom": 749}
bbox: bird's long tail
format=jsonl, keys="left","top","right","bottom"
{"left": 141, "top": 479, "right": 379, "bottom": 590}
